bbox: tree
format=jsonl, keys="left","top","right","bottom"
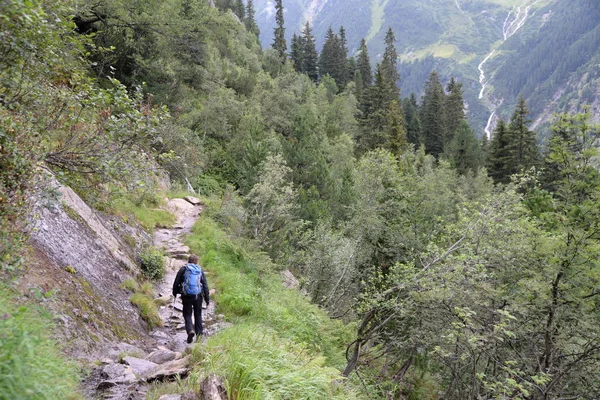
{"left": 357, "top": 38, "right": 373, "bottom": 87}
{"left": 505, "top": 95, "right": 539, "bottom": 174}
{"left": 301, "top": 22, "right": 318, "bottom": 82}
{"left": 319, "top": 27, "right": 347, "bottom": 88}
{"left": 290, "top": 33, "right": 304, "bottom": 73}
{"left": 443, "top": 120, "right": 482, "bottom": 175}
{"left": 444, "top": 77, "right": 465, "bottom": 143}
{"left": 244, "top": 0, "right": 260, "bottom": 38}
{"left": 403, "top": 93, "right": 421, "bottom": 147}
{"left": 420, "top": 70, "right": 446, "bottom": 158}
{"left": 487, "top": 119, "right": 511, "bottom": 183}
{"left": 272, "top": 0, "right": 287, "bottom": 60}
{"left": 381, "top": 27, "right": 400, "bottom": 101}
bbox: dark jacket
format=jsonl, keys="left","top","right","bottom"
{"left": 172, "top": 264, "right": 210, "bottom": 303}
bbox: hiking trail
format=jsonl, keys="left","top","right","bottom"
{"left": 82, "top": 197, "right": 228, "bottom": 400}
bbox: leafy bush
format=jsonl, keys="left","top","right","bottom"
{"left": 138, "top": 247, "right": 166, "bottom": 280}
{"left": 0, "top": 287, "right": 80, "bottom": 399}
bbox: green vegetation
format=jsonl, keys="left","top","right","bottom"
{"left": 0, "top": 287, "right": 80, "bottom": 400}
{"left": 138, "top": 247, "right": 166, "bottom": 280}
{"left": 110, "top": 195, "right": 175, "bottom": 231}
{"left": 125, "top": 280, "right": 162, "bottom": 329}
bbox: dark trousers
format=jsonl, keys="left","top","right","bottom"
{"left": 181, "top": 294, "right": 203, "bottom": 335}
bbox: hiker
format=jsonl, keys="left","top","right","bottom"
{"left": 172, "top": 254, "right": 210, "bottom": 343}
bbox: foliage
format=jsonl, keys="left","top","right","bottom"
{"left": 138, "top": 247, "right": 166, "bottom": 280}
{"left": 130, "top": 291, "right": 162, "bottom": 329}
{"left": 0, "top": 286, "right": 80, "bottom": 400}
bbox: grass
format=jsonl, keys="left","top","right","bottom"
{"left": 147, "top": 216, "right": 362, "bottom": 399}
{"left": 0, "top": 286, "right": 81, "bottom": 400}
{"left": 124, "top": 278, "right": 162, "bottom": 329}
{"left": 110, "top": 195, "right": 175, "bottom": 231}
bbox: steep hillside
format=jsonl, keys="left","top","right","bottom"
{"left": 255, "top": 0, "right": 599, "bottom": 137}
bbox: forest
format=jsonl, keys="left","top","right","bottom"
{"left": 2, "top": 0, "right": 600, "bottom": 399}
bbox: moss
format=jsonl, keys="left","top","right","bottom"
{"left": 64, "top": 265, "right": 76, "bottom": 274}
{"left": 124, "top": 234, "right": 137, "bottom": 249}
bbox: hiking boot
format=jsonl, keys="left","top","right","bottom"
{"left": 186, "top": 331, "right": 195, "bottom": 344}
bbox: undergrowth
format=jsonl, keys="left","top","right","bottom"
{"left": 0, "top": 286, "right": 81, "bottom": 400}
{"left": 109, "top": 195, "right": 175, "bottom": 231}
{"left": 146, "top": 215, "right": 361, "bottom": 399}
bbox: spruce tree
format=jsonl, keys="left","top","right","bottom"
{"left": 234, "top": 0, "right": 245, "bottom": 20}
{"left": 403, "top": 93, "right": 421, "bottom": 147}
{"left": 444, "top": 77, "right": 465, "bottom": 144}
{"left": 301, "top": 22, "right": 319, "bottom": 82}
{"left": 381, "top": 27, "right": 400, "bottom": 101}
{"left": 386, "top": 100, "right": 408, "bottom": 156}
{"left": 272, "top": 0, "right": 287, "bottom": 60}
{"left": 444, "top": 120, "right": 482, "bottom": 175}
{"left": 487, "top": 119, "right": 511, "bottom": 183}
{"left": 319, "top": 28, "right": 341, "bottom": 84}
{"left": 505, "top": 95, "right": 539, "bottom": 174}
{"left": 245, "top": 0, "right": 260, "bottom": 38}
{"left": 357, "top": 38, "right": 372, "bottom": 87}
{"left": 290, "top": 33, "right": 304, "bottom": 73}
{"left": 420, "top": 70, "right": 446, "bottom": 158}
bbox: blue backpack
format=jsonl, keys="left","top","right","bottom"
{"left": 182, "top": 264, "right": 203, "bottom": 296}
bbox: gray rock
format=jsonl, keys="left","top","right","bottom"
{"left": 201, "top": 374, "right": 227, "bottom": 400}
{"left": 281, "top": 270, "right": 299, "bottom": 289}
{"left": 123, "top": 356, "right": 158, "bottom": 376}
{"left": 146, "top": 348, "right": 180, "bottom": 364}
{"left": 142, "top": 356, "right": 190, "bottom": 382}
{"left": 158, "top": 395, "right": 181, "bottom": 400}
{"left": 183, "top": 196, "right": 202, "bottom": 206}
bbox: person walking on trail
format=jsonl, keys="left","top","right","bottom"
{"left": 172, "top": 254, "right": 210, "bottom": 343}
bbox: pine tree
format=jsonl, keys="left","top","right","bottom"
{"left": 272, "top": 0, "right": 287, "bottom": 60}
{"left": 420, "top": 70, "right": 446, "bottom": 158}
{"left": 357, "top": 38, "right": 372, "bottom": 87}
{"left": 234, "top": 0, "right": 245, "bottom": 20}
{"left": 386, "top": 100, "right": 408, "bottom": 156}
{"left": 301, "top": 22, "right": 319, "bottom": 82}
{"left": 319, "top": 28, "right": 343, "bottom": 86}
{"left": 290, "top": 33, "right": 304, "bottom": 73}
{"left": 444, "top": 120, "right": 482, "bottom": 175}
{"left": 487, "top": 119, "right": 511, "bottom": 183}
{"left": 403, "top": 93, "right": 421, "bottom": 147}
{"left": 245, "top": 0, "right": 260, "bottom": 38}
{"left": 444, "top": 77, "right": 465, "bottom": 144}
{"left": 381, "top": 27, "right": 400, "bottom": 101}
{"left": 505, "top": 95, "right": 539, "bottom": 173}
{"left": 338, "top": 26, "right": 350, "bottom": 87}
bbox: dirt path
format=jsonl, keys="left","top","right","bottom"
{"left": 82, "top": 197, "right": 226, "bottom": 399}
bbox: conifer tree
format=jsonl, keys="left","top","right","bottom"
{"left": 301, "top": 22, "right": 319, "bottom": 82}
{"left": 290, "top": 33, "right": 304, "bottom": 73}
{"left": 357, "top": 38, "right": 372, "bottom": 87}
{"left": 381, "top": 27, "right": 400, "bottom": 101}
{"left": 444, "top": 77, "right": 465, "bottom": 144}
{"left": 319, "top": 27, "right": 345, "bottom": 86}
{"left": 234, "top": 0, "right": 245, "bottom": 20}
{"left": 386, "top": 100, "right": 408, "bottom": 156}
{"left": 272, "top": 0, "right": 287, "bottom": 60}
{"left": 444, "top": 120, "right": 482, "bottom": 175}
{"left": 338, "top": 26, "right": 350, "bottom": 87}
{"left": 245, "top": 0, "right": 260, "bottom": 38}
{"left": 487, "top": 119, "right": 511, "bottom": 183}
{"left": 420, "top": 70, "right": 446, "bottom": 158}
{"left": 403, "top": 93, "right": 421, "bottom": 147}
{"left": 505, "top": 95, "right": 539, "bottom": 173}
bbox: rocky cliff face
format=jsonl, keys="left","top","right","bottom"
{"left": 21, "top": 171, "right": 152, "bottom": 360}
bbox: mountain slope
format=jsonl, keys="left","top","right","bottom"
{"left": 254, "top": 0, "right": 600, "bottom": 136}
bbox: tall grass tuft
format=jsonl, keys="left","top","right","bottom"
{"left": 192, "top": 324, "right": 359, "bottom": 400}
{"left": 0, "top": 286, "right": 81, "bottom": 400}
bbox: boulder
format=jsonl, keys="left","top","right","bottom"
{"left": 281, "top": 270, "right": 299, "bottom": 289}
{"left": 143, "top": 356, "right": 191, "bottom": 382}
{"left": 201, "top": 374, "right": 227, "bottom": 400}
{"left": 146, "top": 348, "right": 180, "bottom": 364}
{"left": 123, "top": 356, "right": 158, "bottom": 376}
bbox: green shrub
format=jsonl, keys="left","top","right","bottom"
{"left": 0, "top": 286, "right": 80, "bottom": 399}
{"left": 138, "top": 247, "right": 166, "bottom": 280}
{"left": 120, "top": 278, "right": 139, "bottom": 292}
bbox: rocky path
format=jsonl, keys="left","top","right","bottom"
{"left": 83, "top": 197, "right": 227, "bottom": 400}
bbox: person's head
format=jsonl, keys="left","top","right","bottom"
{"left": 188, "top": 254, "right": 199, "bottom": 264}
